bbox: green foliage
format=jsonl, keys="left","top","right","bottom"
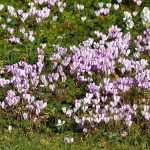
{"left": 0, "top": 0, "right": 150, "bottom": 149}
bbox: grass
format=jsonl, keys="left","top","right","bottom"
{"left": 0, "top": 124, "right": 150, "bottom": 150}
{"left": 0, "top": 0, "right": 150, "bottom": 149}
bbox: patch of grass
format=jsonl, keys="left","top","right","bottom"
{"left": 0, "top": 124, "right": 150, "bottom": 150}
{"left": 0, "top": 0, "right": 150, "bottom": 149}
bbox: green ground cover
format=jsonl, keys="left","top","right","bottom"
{"left": 0, "top": 0, "right": 150, "bottom": 149}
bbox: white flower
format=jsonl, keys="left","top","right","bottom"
{"left": 23, "top": 113, "right": 28, "bottom": 120}
{"left": 0, "top": 101, "right": 5, "bottom": 109}
{"left": 49, "top": 84, "right": 55, "bottom": 92}
{"left": 59, "top": 7, "right": 64, "bottom": 13}
{"left": 123, "top": 11, "right": 132, "bottom": 20}
{"left": 136, "top": 0, "right": 142, "bottom": 6}
{"left": 66, "top": 109, "right": 73, "bottom": 117}
{"left": 95, "top": 10, "right": 100, "bottom": 16}
{"left": 56, "top": 119, "right": 65, "bottom": 126}
{"left": 81, "top": 16, "right": 86, "bottom": 22}
{"left": 20, "top": 27, "right": 25, "bottom": 34}
{"left": 17, "top": 9, "right": 23, "bottom": 15}
{"left": 64, "top": 137, "right": 74, "bottom": 144}
{"left": 113, "top": 4, "right": 119, "bottom": 10}
{"left": 28, "top": 35, "right": 35, "bottom": 42}
{"left": 127, "top": 20, "right": 134, "bottom": 29}
{"left": 52, "top": 15, "right": 58, "bottom": 21}
{"left": 0, "top": 4, "right": 4, "bottom": 11}
{"left": 7, "top": 27, "right": 14, "bottom": 34}
{"left": 7, "top": 6, "right": 17, "bottom": 17}
{"left": 98, "top": 2, "right": 104, "bottom": 8}
{"left": 127, "top": 120, "right": 132, "bottom": 127}
{"left": 134, "top": 52, "right": 140, "bottom": 58}
{"left": 1, "top": 24, "right": 6, "bottom": 29}
{"left": 62, "top": 107, "right": 67, "bottom": 113}
{"left": 121, "top": 131, "right": 128, "bottom": 137}
{"left": 132, "top": 11, "right": 138, "bottom": 17}
{"left": 117, "top": 0, "right": 122, "bottom": 3}
{"left": 106, "top": 3, "right": 112, "bottom": 9}
{"left": 77, "top": 4, "right": 84, "bottom": 11}
{"left": 8, "top": 125, "right": 12, "bottom": 132}
{"left": 6, "top": 18, "right": 12, "bottom": 23}
{"left": 141, "top": 7, "right": 150, "bottom": 27}
{"left": 83, "top": 128, "right": 88, "bottom": 133}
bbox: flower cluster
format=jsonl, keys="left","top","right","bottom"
{"left": 48, "top": 26, "right": 150, "bottom": 131}
{"left": 135, "top": 28, "right": 150, "bottom": 54}
{"left": 1, "top": 90, "right": 20, "bottom": 108}
{"left": 17, "top": 1, "right": 65, "bottom": 23}
{"left": 0, "top": 0, "right": 66, "bottom": 44}
{"left": 0, "top": 44, "right": 47, "bottom": 120}
{"left": 95, "top": 2, "right": 119, "bottom": 16}
{"left": 94, "top": 0, "right": 143, "bottom": 17}
{"left": 123, "top": 11, "right": 134, "bottom": 29}
{"left": 0, "top": 0, "right": 150, "bottom": 133}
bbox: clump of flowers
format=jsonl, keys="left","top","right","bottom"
{"left": 48, "top": 25, "right": 150, "bottom": 132}
{"left": 0, "top": 0, "right": 66, "bottom": 44}
{"left": 95, "top": 2, "right": 111, "bottom": 16}
{"left": 0, "top": 0, "right": 150, "bottom": 134}
{"left": 94, "top": 0, "right": 143, "bottom": 17}
{"left": 135, "top": 28, "right": 150, "bottom": 54}
{"left": 0, "top": 44, "right": 47, "bottom": 120}
{"left": 123, "top": 11, "right": 134, "bottom": 29}
{"left": 94, "top": 2, "right": 121, "bottom": 17}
